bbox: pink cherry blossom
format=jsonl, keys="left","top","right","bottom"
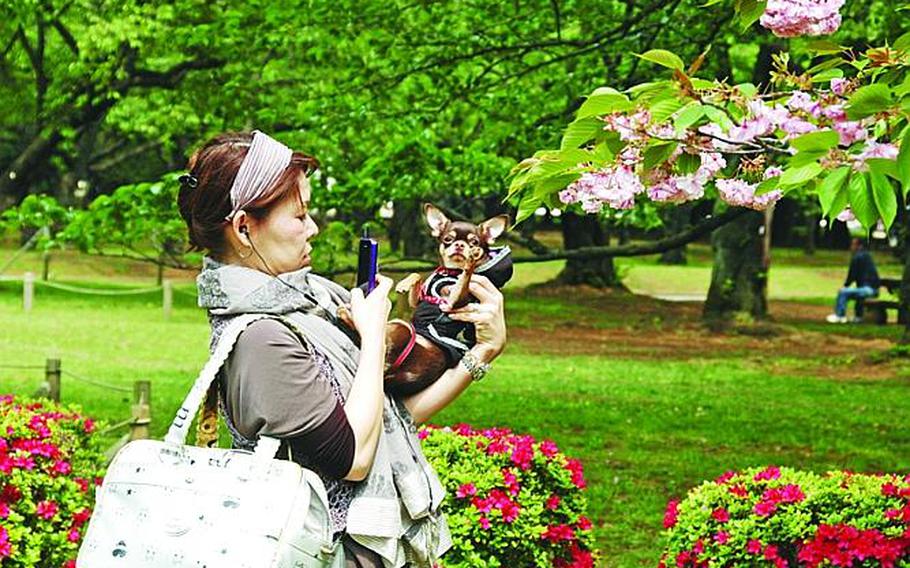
{"left": 760, "top": 0, "right": 844, "bottom": 37}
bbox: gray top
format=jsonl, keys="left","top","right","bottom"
{"left": 222, "top": 318, "right": 338, "bottom": 439}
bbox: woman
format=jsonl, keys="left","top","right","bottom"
{"left": 177, "top": 131, "right": 507, "bottom": 567}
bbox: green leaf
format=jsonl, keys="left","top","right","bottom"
{"left": 866, "top": 158, "right": 899, "bottom": 181}
{"left": 515, "top": 193, "right": 543, "bottom": 224}
{"left": 703, "top": 106, "right": 734, "bottom": 130}
{"left": 642, "top": 142, "right": 678, "bottom": 171}
{"left": 845, "top": 83, "right": 894, "bottom": 120}
{"left": 789, "top": 150, "right": 828, "bottom": 167}
{"left": 735, "top": 0, "right": 767, "bottom": 30}
{"left": 755, "top": 176, "right": 780, "bottom": 196}
{"left": 676, "top": 153, "right": 701, "bottom": 175}
{"left": 736, "top": 83, "right": 758, "bottom": 98}
{"left": 810, "top": 68, "right": 845, "bottom": 83}
{"left": 779, "top": 163, "right": 824, "bottom": 188}
{"left": 575, "top": 92, "right": 632, "bottom": 119}
{"left": 635, "top": 49, "right": 685, "bottom": 71}
{"left": 561, "top": 117, "right": 603, "bottom": 150}
{"left": 674, "top": 103, "right": 705, "bottom": 131}
{"left": 848, "top": 173, "right": 877, "bottom": 229}
{"left": 870, "top": 169, "right": 897, "bottom": 229}
{"left": 790, "top": 129, "right": 839, "bottom": 153}
{"left": 804, "top": 40, "right": 846, "bottom": 56}
{"left": 894, "top": 31, "right": 910, "bottom": 52}
{"left": 649, "top": 98, "right": 684, "bottom": 123}
{"left": 818, "top": 166, "right": 851, "bottom": 218}
{"left": 899, "top": 127, "right": 910, "bottom": 195}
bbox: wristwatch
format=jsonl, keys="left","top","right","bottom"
{"left": 460, "top": 351, "right": 491, "bottom": 382}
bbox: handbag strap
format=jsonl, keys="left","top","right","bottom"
{"left": 165, "top": 313, "right": 270, "bottom": 447}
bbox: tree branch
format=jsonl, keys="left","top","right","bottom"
{"left": 321, "top": 207, "right": 748, "bottom": 277}
{"left": 126, "top": 56, "right": 225, "bottom": 89}
{"left": 511, "top": 207, "right": 748, "bottom": 262}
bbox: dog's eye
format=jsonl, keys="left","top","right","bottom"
{"left": 442, "top": 235, "right": 454, "bottom": 244}
{"left": 468, "top": 235, "right": 479, "bottom": 245}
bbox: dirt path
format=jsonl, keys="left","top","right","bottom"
{"left": 508, "top": 287, "right": 903, "bottom": 381}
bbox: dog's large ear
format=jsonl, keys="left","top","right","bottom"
{"left": 479, "top": 214, "right": 510, "bottom": 244}
{"left": 423, "top": 203, "right": 450, "bottom": 238}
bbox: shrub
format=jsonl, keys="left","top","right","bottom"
{"left": 420, "top": 423, "right": 597, "bottom": 567}
{"left": 659, "top": 466, "right": 910, "bottom": 567}
{"left": 0, "top": 394, "right": 106, "bottom": 567}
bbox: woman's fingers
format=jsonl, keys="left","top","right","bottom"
{"left": 371, "top": 274, "right": 394, "bottom": 297}
{"left": 466, "top": 275, "right": 502, "bottom": 306}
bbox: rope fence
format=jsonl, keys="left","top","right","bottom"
{"left": 2, "top": 357, "right": 152, "bottom": 463}
{"left": 2, "top": 272, "right": 189, "bottom": 318}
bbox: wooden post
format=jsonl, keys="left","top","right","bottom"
{"left": 162, "top": 279, "right": 173, "bottom": 319}
{"left": 45, "top": 358, "right": 61, "bottom": 402}
{"left": 130, "top": 380, "right": 151, "bottom": 441}
{"left": 42, "top": 251, "right": 50, "bottom": 281}
{"left": 23, "top": 272, "right": 34, "bottom": 312}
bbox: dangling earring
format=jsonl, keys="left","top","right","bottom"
{"left": 237, "top": 245, "right": 252, "bottom": 260}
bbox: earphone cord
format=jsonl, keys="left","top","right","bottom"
{"left": 246, "top": 236, "right": 341, "bottom": 326}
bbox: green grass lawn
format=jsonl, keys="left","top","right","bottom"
{"left": 2, "top": 260, "right": 909, "bottom": 566}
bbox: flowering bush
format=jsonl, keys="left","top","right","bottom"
{"left": 659, "top": 466, "right": 910, "bottom": 567}
{"left": 0, "top": 394, "right": 106, "bottom": 567}
{"left": 419, "top": 424, "right": 597, "bottom": 567}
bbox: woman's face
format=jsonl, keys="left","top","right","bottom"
{"left": 248, "top": 174, "right": 319, "bottom": 274}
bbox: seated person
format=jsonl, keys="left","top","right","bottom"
{"left": 826, "top": 237, "right": 879, "bottom": 323}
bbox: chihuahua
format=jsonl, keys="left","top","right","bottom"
{"left": 383, "top": 203, "right": 512, "bottom": 395}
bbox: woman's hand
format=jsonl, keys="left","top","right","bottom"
{"left": 349, "top": 275, "right": 393, "bottom": 346}
{"left": 444, "top": 275, "right": 507, "bottom": 361}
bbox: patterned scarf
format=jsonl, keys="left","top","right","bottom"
{"left": 196, "top": 257, "right": 450, "bottom": 567}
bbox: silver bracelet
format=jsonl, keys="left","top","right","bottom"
{"left": 460, "top": 351, "right": 491, "bottom": 382}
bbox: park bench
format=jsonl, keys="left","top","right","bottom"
{"left": 862, "top": 277, "right": 907, "bottom": 325}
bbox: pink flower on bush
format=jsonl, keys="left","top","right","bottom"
{"left": 729, "top": 484, "right": 748, "bottom": 498}
{"left": 711, "top": 508, "right": 730, "bottom": 523}
{"left": 565, "top": 459, "right": 586, "bottom": 489}
{"left": 546, "top": 494, "right": 561, "bottom": 510}
{"left": 714, "top": 471, "right": 736, "bottom": 484}
{"left": 456, "top": 483, "right": 477, "bottom": 499}
{"left": 754, "top": 466, "right": 781, "bottom": 481}
{"left": 0, "top": 526, "right": 10, "bottom": 559}
{"left": 754, "top": 500, "right": 778, "bottom": 517}
{"left": 663, "top": 499, "right": 680, "bottom": 529}
{"left": 539, "top": 440, "right": 559, "bottom": 458}
{"left": 67, "top": 529, "right": 80, "bottom": 543}
{"left": 53, "top": 460, "right": 72, "bottom": 476}
{"left": 714, "top": 531, "right": 730, "bottom": 545}
{"left": 542, "top": 524, "right": 575, "bottom": 543}
{"left": 36, "top": 500, "right": 59, "bottom": 520}
{"left": 576, "top": 516, "right": 593, "bottom": 531}
{"left": 72, "top": 508, "right": 91, "bottom": 526}
{"left": 500, "top": 499, "right": 521, "bottom": 523}
{"left": 479, "top": 516, "right": 491, "bottom": 530}
{"left": 747, "top": 539, "right": 763, "bottom": 554}
{"left": 502, "top": 469, "right": 520, "bottom": 496}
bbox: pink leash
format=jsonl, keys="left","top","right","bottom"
{"left": 390, "top": 321, "right": 417, "bottom": 371}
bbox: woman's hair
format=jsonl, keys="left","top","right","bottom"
{"left": 177, "top": 132, "right": 319, "bottom": 255}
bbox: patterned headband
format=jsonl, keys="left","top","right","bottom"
{"left": 225, "top": 130, "right": 293, "bottom": 221}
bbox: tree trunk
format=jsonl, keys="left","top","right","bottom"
{"left": 556, "top": 212, "right": 620, "bottom": 287}
{"left": 388, "top": 199, "right": 436, "bottom": 259}
{"left": 804, "top": 211, "right": 817, "bottom": 256}
{"left": 899, "top": 210, "right": 910, "bottom": 344}
{"left": 703, "top": 209, "right": 768, "bottom": 326}
{"left": 659, "top": 204, "right": 692, "bottom": 265}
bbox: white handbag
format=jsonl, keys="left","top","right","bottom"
{"left": 77, "top": 314, "right": 344, "bottom": 568}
